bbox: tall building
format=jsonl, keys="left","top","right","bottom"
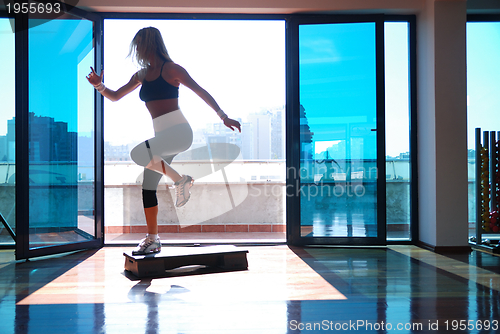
{"left": 270, "top": 106, "right": 285, "bottom": 160}
{"left": 300, "top": 105, "right": 314, "bottom": 161}
{"left": 28, "top": 113, "right": 77, "bottom": 163}
{"left": 240, "top": 121, "right": 254, "bottom": 160}
{"left": 7, "top": 118, "right": 15, "bottom": 162}
{"left": 1, "top": 114, "right": 78, "bottom": 163}
{"left": 0, "top": 135, "right": 6, "bottom": 162}
{"left": 0, "top": 117, "right": 16, "bottom": 162}
{"left": 247, "top": 113, "right": 272, "bottom": 160}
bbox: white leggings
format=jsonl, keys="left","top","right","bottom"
{"left": 130, "top": 109, "right": 193, "bottom": 192}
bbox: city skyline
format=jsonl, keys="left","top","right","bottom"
{"left": 104, "top": 107, "right": 285, "bottom": 162}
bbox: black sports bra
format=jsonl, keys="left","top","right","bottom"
{"left": 139, "top": 62, "right": 179, "bottom": 102}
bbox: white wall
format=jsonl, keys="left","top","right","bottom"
{"left": 434, "top": 0, "right": 468, "bottom": 247}
{"left": 417, "top": 0, "right": 469, "bottom": 248}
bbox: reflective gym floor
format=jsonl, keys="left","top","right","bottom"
{"left": 0, "top": 245, "right": 499, "bottom": 333}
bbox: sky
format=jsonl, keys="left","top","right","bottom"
{"left": 385, "top": 22, "right": 410, "bottom": 158}
{"left": 103, "top": 19, "right": 286, "bottom": 146}
{"left": 466, "top": 22, "right": 500, "bottom": 149}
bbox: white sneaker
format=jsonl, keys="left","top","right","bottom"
{"left": 132, "top": 235, "right": 161, "bottom": 255}
{"left": 174, "top": 175, "right": 194, "bottom": 207}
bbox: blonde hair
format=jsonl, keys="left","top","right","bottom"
{"left": 129, "top": 27, "right": 173, "bottom": 68}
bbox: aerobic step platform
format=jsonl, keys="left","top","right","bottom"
{"left": 124, "top": 245, "right": 248, "bottom": 278}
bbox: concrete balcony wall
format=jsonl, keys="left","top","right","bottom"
{"left": 104, "top": 183, "right": 286, "bottom": 234}
{"left": 104, "top": 181, "right": 412, "bottom": 234}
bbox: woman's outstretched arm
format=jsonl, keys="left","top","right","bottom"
{"left": 172, "top": 64, "right": 242, "bottom": 132}
{"left": 86, "top": 67, "right": 141, "bottom": 102}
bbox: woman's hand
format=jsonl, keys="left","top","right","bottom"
{"left": 223, "top": 117, "right": 241, "bottom": 132}
{"left": 86, "top": 67, "right": 104, "bottom": 87}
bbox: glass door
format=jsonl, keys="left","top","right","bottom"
{"left": 287, "top": 16, "right": 386, "bottom": 245}
{"left": 15, "top": 8, "right": 103, "bottom": 259}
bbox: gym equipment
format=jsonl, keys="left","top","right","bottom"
{"left": 124, "top": 245, "right": 248, "bottom": 278}
{"left": 472, "top": 128, "right": 500, "bottom": 253}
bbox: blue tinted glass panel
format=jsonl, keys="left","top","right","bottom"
{"left": 0, "top": 18, "right": 16, "bottom": 245}
{"left": 28, "top": 18, "right": 96, "bottom": 248}
{"left": 385, "top": 22, "right": 411, "bottom": 241}
{"left": 299, "top": 23, "right": 377, "bottom": 237}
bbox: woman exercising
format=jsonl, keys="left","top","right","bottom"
{"left": 86, "top": 27, "right": 241, "bottom": 255}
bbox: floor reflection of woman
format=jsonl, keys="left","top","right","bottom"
{"left": 86, "top": 27, "right": 241, "bottom": 255}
